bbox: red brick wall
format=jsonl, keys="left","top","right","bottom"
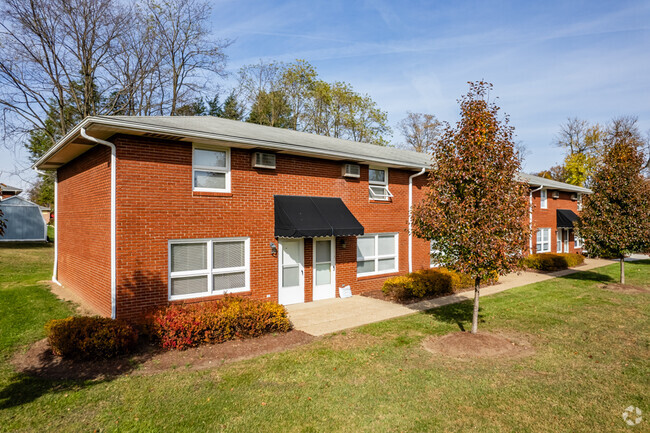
{"left": 57, "top": 145, "right": 112, "bottom": 316}
{"left": 113, "top": 134, "right": 430, "bottom": 319}
{"left": 531, "top": 189, "right": 583, "bottom": 254}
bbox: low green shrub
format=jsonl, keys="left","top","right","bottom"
{"left": 150, "top": 296, "right": 293, "bottom": 350}
{"left": 381, "top": 268, "right": 484, "bottom": 302}
{"left": 45, "top": 316, "right": 138, "bottom": 360}
{"left": 522, "top": 253, "right": 585, "bottom": 271}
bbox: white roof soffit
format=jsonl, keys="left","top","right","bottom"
{"left": 34, "top": 116, "right": 433, "bottom": 170}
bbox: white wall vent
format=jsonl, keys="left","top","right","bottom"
{"left": 252, "top": 152, "right": 276, "bottom": 169}
{"left": 342, "top": 163, "right": 361, "bottom": 178}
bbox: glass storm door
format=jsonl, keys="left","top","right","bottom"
{"left": 278, "top": 239, "right": 304, "bottom": 305}
{"left": 313, "top": 238, "right": 336, "bottom": 301}
{"left": 564, "top": 229, "right": 570, "bottom": 253}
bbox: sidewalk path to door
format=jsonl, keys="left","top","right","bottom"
{"left": 286, "top": 257, "right": 618, "bottom": 336}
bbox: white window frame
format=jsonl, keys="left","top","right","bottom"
{"left": 536, "top": 228, "right": 551, "bottom": 253}
{"left": 192, "top": 144, "right": 231, "bottom": 193}
{"left": 430, "top": 239, "right": 441, "bottom": 268}
{"left": 540, "top": 189, "right": 547, "bottom": 209}
{"left": 168, "top": 237, "right": 250, "bottom": 301}
{"left": 368, "top": 166, "right": 393, "bottom": 201}
{"left": 577, "top": 193, "right": 583, "bottom": 211}
{"left": 356, "top": 233, "right": 399, "bottom": 276}
{"left": 574, "top": 231, "right": 583, "bottom": 248}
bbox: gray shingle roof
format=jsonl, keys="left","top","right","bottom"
{"left": 34, "top": 115, "right": 592, "bottom": 193}
{"left": 0, "top": 183, "right": 23, "bottom": 193}
{"left": 101, "top": 116, "right": 433, "bottom": 169}
{"left": 518, "top": 173, "right": 592, "bottom": 193}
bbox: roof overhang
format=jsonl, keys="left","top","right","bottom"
{"left": 34, "top": 117, "right": 431, "bottom": 171}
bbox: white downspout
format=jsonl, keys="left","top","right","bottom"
{"left": 80, "top": 128, "right": 117, "bottom": 319}
{"left": 35, "top": 169, "right": 61, "bottom": 286}
{"left": 408, "top": 168, "right": 427, "bottom": 273}
{"left": 529, "top": 185, "right": 543, "bottom": 255}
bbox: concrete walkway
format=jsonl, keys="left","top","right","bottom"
{"left": 286, "top": 257, "right": 616, "bottom": 336}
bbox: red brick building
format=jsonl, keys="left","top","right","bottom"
{"left": 34, "top": 116, "right": 591, "bottom": 320}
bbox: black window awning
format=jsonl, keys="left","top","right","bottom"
{"left": 557, "top": 209, "right": 579, "bottom": 228}
{"left": 274, "top": 195, "right": 364, "bottom": 238}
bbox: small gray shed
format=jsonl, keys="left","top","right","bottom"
{"left": 0, "top": 196, "right": 47, "bottom": 241}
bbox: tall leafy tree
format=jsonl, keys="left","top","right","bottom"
{"left": 246, "top": 90, "right": 293, "bottom": 128}
{"left": 220, "top": 91, "right": 244, "bottom": 120}
{"left": 577, "top": 119, "right": 650, "bottom": 283}
{"left": 397, "top": 112, "right": 442, "bottom": 153}
{"left": 413, "top": 81, "right": 529, "bottom": 334}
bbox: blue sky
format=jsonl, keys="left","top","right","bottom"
{"left": 2, "top": 0, "right": 649, "bottom": 190}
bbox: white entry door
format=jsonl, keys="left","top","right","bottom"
{"left": 313, "top": 237, "right": 336, "bottom": 301}
{"left": 564, "top": 229, "right": 570, "bottom": 253}
{"left": 278, "top": 239, "right": 304, "bottom": 305}
{"left": 557, "top": 230, "right": 563, "bottom": 253}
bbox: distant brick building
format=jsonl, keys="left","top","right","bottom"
{"left": 35, "top": 116, "right": 591, "bottom": 320}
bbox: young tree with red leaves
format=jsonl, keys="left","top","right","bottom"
{"left": 413, "top": 81, "right": 529, "bottom": 334}
{"left": 577, "top": 119, "right": 650, "bottom": 284}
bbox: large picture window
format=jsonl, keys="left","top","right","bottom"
{"left": 536, "top": 228, "right": 551, "bottom": 253}
{"left": 168, "top": 238, "right": 249, "bottom": 300}
{"left": 193, "top": 145, "right": 230, "bottom": 192}
{"left": 357, "top": 233, "right": 398, "bottom": 276}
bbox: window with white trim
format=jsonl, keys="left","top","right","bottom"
{"left": 577, "top": 193, "right": 583, "bottom": 211}
{"left": 357, "top": 233, "right": 398, "bottom": 276}
{"left": 574, "top": 231, "right": 583, "bottom": 248}
{"left": 368, "top": 166, "right": 393, "bottom": 201}
{"left": 192, "top": 145, "right": 230, "bottom": 192}
{"left": 536, "top": 228, "right": 551, "bottom": 253}
{"left": 430, "top": 240, "right": 441, "bottom": 267}
{"left": 540, "top": 189, "right": 547, "bottom": 209}
{"left": 168, "top": 238, "right": 249, "bottom": 300}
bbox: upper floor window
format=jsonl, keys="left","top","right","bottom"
{"left": 540, "top": 189, "right": 547, "bottom": 209}
{"left": 577, "top": 193, "right": 583, "bottom": 211}
{"left": 368, "top": 166, "right": 393, "bottom": 201}
{"left": 193, "top": 145, "right": 230, "bottom": 192}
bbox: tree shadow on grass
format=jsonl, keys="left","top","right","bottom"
{"left": 423, "top": 301, "right": 483, "bottom": 332}
{"left": 560, "top": 270, "right": 614, "bottom": 284}
{"left": 1, "top": 342, "right": 159, "bottom": 410}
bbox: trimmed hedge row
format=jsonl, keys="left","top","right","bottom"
{"left": 522, "top": 253, "right": 585, "bottom": 271}
{"left": 45, "top": 316, "right": 138, "bottom": 360}
{"left": 45, "top": 297, "right": 293, "bottom": 358}
{"left": 150, "top": 297, "right": 292, "bottom": 350}
{"left": 382, "top": 268, "right": 485, "bottom": 302}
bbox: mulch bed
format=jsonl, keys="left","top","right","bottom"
{"left": 422, "top": 331, "right": 534, "bottom": 360}
{"left": 599, "top": 283, "right": 649, "bottom": 294}
{"left": 11, "top": 331, "right": 314, "bottom": 381}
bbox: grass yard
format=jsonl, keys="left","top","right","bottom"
{"left": 0, "top": 244, "right": 648, "bottom": 432}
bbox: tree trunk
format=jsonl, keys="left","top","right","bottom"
{"left": 471, "top": 277, "right": 480, "bottom": 334}
{"left": 620, "top": 257, "right": 625, "bottom": 284}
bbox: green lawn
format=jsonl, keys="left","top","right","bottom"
{"left": 0, "top": 244, "right": 648, "bottom": 432}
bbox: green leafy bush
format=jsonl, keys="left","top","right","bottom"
{"left": 382, "top": 268, "right": 482, "bottom": 302}
{"left": 522, "top": 253, "right": 585, "bottom": 271}
{"left": 150, "top": 297, "right": 293, "bottom": 350}
{"left": 45, "top": 316, "right": 138, "bottom": 360}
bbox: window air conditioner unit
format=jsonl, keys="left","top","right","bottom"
{"left": 342, "top": 163, "right": 361, "bottom": 178}
{"left": 571, "top": 193, "right": 578, "bottom": 201}
{"left": 252, "top": 152, "right": 276, "bottom": 169}
{"left": 551, "top": 191, "right": 560, "bottom": 199}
